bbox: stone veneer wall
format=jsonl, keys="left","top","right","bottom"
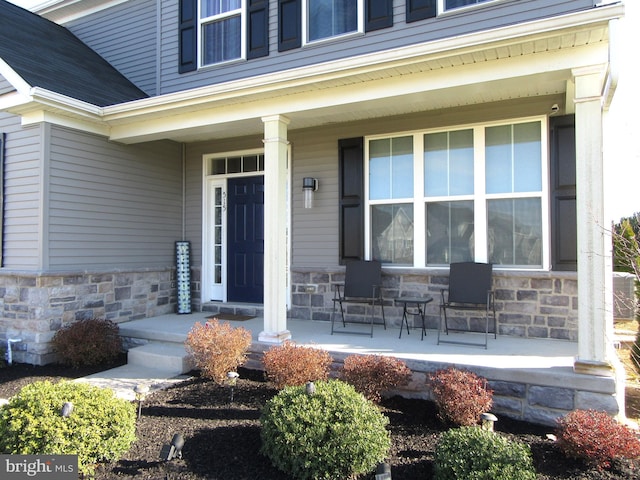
{"left": 284, "top": 267, "right": 622, "bottom": 425}
{"left": 245, "top": 344, "right": 622, "bottom": 427}
{"left": 0, "top": 268, "right": 176, "bottom": 365}
{"left": 290, "top": 267, "right": 579, "bottom": 340}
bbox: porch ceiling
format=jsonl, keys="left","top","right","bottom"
{"left": 118, "top": 70, "right": 573, "bottom": 144}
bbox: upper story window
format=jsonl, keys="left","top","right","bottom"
{"left": 442, "top": 0, "right": 494, "bottom": 11}
{"left": 200, "top": 0, "right": 244, "bottom": 66}
{"left": 366, "top": 118, "right": 547, "bottom": 268}
{"left": 306, "top": 0, "right": 361, "bottom": 43}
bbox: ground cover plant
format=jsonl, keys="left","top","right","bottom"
{"left": 434, "top": 425, "right": 537, "bottom": 480}
{"left": 0, "top": 361, "right": 639, "bottom": 479}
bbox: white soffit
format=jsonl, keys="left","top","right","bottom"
{"left": 105, "top": 21, "right": 613, "bottom": 143}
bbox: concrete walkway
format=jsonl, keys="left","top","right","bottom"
{"left": 76, "top": 365, "right": 190, "bottom": 401}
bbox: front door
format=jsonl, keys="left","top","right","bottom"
{"left": 227, "top": 176, "right": 264, "bottom": 303}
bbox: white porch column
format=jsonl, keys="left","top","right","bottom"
{"left": 258, "top": 115, "right": 292, "bottom": 343}
{"left": 572, "top": 66, "right": 614, "bottom": 376}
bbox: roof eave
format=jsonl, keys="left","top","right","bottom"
{"left": 102, "top": 3, "right": 625, "bottom": 122}
{"left": 1, "top": 3, "right": 624, "bottom": 141}
{"left": 2, "top": 86, "right": 108, "bottom": 135}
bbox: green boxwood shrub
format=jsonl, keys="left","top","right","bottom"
{"left": 0, "top": 380, "right": 136, "bottom": 476}
{"left": 260, "top": 379, "right": 391, "bottom": 480}
{"left": 434, "top": 426, "right": 537, "bottom": 480}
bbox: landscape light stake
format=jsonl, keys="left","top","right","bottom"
{"left": 134, "top": 384, "right": 150, "bottom": 419}
{"left": 160, "top": 433, "right": 184, "bottom": 461}
{"left": 61, "top": 401, "right": 74, "bottom": 418}
{"left": 375, "top": 462, "right": 392, "bottom": 479}
{"left": 305, "top": 381, "right": 316, "bottom": 396}
{"left": 480, "top": 412, "right": 498, "bottom": 432}
{"left": 227, "top": 371, "right": 239, "bottom": 403}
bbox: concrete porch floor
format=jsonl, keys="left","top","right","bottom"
{"left": 120, "top": 312, "right": 578, "bottom": 371}
{"left": 84, "top": 312, "right": 623, "bottom": 426}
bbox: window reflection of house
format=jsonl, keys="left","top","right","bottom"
{"left": 375, "top": 207, "right": 413, "bottom": 264}
{"left": 487, "top": 200, "right": 542, "bottom": 267}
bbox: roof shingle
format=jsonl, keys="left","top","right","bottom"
{"left": 0, "top": 0, "right": 147, "bottom": 107}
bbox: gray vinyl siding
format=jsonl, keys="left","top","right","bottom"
{"left": 65, "top": 0, "right": 158, "bottom": 96}
{"left": 181, "top": 95, "right": 561, "bottom": 269}
{"left": 46, "top": 125, "right": 182, "bottom": 269}
{"left": 0, "top": 113, "right": 43, "bottom": 270}
{"left": 286, "top": 96, "right": 563, "bottom": 267}
{"left": 0, "top": 75, "right": 15, "bottom": 95}
{"left": 158, "top": 0, "right": 594, "bottom": 95}
{"left": 55, "top": 0, "right": 595, "bottom": 99}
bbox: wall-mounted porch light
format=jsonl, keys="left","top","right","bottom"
{"left": 302, "top": 177, "right": 318, "bottom": 209}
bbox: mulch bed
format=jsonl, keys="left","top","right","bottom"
{"left": 0, "top": 361, "right": 639, "bottom": 479}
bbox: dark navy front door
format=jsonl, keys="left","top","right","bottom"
{"left": 227, "top": 176, "right": 264, "bottom": 303}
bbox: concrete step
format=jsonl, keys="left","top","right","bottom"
{"left": 75, "top": 364, "right": 189, "bottom": 401}
{"left": 119, "top": 322, "right": 188, "bottom": 344}
{"left": 127, "top": 341, "right": 194, "bottom": 375}
{"left": 202, "top": 302, "right": 264, "bottom": 318}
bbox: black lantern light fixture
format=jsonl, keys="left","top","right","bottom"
{"left": 302, "top": 177, "right": 318, "bottom": 209}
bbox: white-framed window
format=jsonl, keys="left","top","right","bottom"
{"left": 365, "top": 117, "right": 548, "bottom": 269}
{"left": 305, "top": 0, "right": 363, "bottom": 44}
{"left": 200, "top": 0, "right": 245, "bottom": 66}
{"left": 440, "top": 0, "right": 496, "bottom": 12}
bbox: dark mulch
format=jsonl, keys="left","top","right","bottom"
{"left": 0, "top": 362, "right": 639, "bottom": 479}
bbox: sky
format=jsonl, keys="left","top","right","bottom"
{"left": 5, "top": 0, "right": 640, "bottom": 223}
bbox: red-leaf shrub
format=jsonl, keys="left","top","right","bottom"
{"left": 185, "top": 320, "right": 252, "bottom": 384}
{"left": 263, "top": 341, "right": 332, "bottom": 389}
{"left": 556, "top": 409, "right": 640, "bottom": 469}
{"left": 340, "top": 354, "right": 412, "bottom": 403}
{"left": 428, "top": 366, "right": 493, "bottom": 426}
{"left": 51, "top": 318, "right": 122, "bottom": 368}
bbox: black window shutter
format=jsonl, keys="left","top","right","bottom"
{"left": 550, "top": 115, "right": 577, "bottom": 271}
{"left": 338, "top": 138, "right": 365, "bottom": 264}
{"left": 248, "top": 0, "right": 269, "bottom": 59}
{"left": 179, "top": 0, "right": 197, "bottom": 73}
{"left": 406, "top": 0, "right": 436, "bottom": 23}
{"left": 278, "top": 0, "right": 301, "bottom": 52}
{"left": 365, "top": 0, "right": 393, "bottom": 32}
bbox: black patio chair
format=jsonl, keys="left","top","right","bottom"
{"left": 437, "top": 262, "right": 496, "bottom": 349}
{"left": 331, "top": 260, "right": 386, "bottom": 338}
